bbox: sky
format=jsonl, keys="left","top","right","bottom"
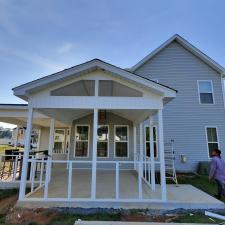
{"left": 0, "top": 0, "right": 225, "bottom": 128}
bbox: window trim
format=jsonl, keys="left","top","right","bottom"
{"left": 114, "top": 125, "right": 129, "bottom": 158}
{"left": 74, "top": 124, "right": 90, "bottom": 158}
{"left": 197, "top": 80, "right": 215, "bottom": 105}
{"left": 144, "top": 125, "right": 158, "bottom": 159}
{"left": 97, "top": 125, "right": 109, "bottom": 158}
{"left": 205, "top": 126, "right": 220, "bottom": 159}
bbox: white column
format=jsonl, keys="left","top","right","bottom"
{"left": 158, "top": 109, "right": 167, "bottom": 201}
{"left": 19, "top": 106, "right": 33, "bottom": 200}
{"left": 138, "top": 122, "right": 143, "bottom": 199}
{"left": 14, "top": 126, "right": 19, "bottom": 148}
{"left": 48, "top": 118, "right": 55, "bottom": 156}
{"left": 91, "top": 108, "right": 98, "bottom": 200}
{"left": 133, "top": 125, "right": 137, "bottom": 170}
{"left": 149, "top": 116, "right": 156, "bottom": 191}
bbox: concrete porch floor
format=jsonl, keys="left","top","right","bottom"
{"left": 21, "top": 167, "right": 225, "bottom": 210}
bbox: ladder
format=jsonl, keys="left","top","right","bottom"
{"left": 164, "top": 140, "right": 178, "bottom": 185}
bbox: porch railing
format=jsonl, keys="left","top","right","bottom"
{"left": 23, "top": 156, "right": 163, "bottom": 202}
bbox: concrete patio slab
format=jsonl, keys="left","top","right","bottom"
{"left": 74, "top": 221, "right": 212, "bottom": 225}
{"left": 17, "top": 168, "right": 225, "bottom": 210}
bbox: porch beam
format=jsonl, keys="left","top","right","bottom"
{"left": 158, "top": 109, "right": 167, "bottom": 201}
{"left": 91, "top": 108, "right": 98, "bottom": 200}
{"left": 149, "top": 116, "right": 156, "bottom": 191}
{"left": 30, "top": 96, "right": 163, "bottom": 110}
{"left": 19, "top": 106, "right": 33, "bottom": 200}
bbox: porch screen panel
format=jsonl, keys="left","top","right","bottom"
{"left": 97, "top": 125, "right": 109, "bottom": 157}
{"left": 75, "top": 125, "right": 89, "bottom": 157}
{"left": 145, "top": 126, "right": 157, "bottom": 157}
{"left": 206, "top": 127, "right": 219, "bottom": 157}
{"left": 115, "top": 126, "right": 128, "bottom": 157}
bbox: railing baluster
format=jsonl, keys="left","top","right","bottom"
{"left": 31, "top": 160, "right": 35, "bottom": 192}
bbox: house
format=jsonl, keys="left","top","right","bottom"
{"left": 0, "top": 34, "right": 224, "bottom": 208}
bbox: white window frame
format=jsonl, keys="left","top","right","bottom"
{"left": 144, "top": 125, "right": 158, "bottom": 159}
{"left": 197, "top": 80, "right": 215, "bottom": 104}
{"left": 205, "top": 126, "right": 220, "bottom": 159}
{"left": 97, "top": 125, "right": 109, "bottom": 158}
{"left": 114, "top": 125, "right": 129, "bottom": 158}
{"left": 74, "top": 124, "right": 90, "bottom": 158}
{"left": 53, "top": 128, "right": 66, "bottom": 154}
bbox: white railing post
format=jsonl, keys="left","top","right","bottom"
{"left": 149, "top": 116, "right": 156, "bottom": 191}
{"left": 91, "top": 108, "right": 98, "bottom": 200}
{"left": 13, "top": 155, "right": 18, "bottom": 181}
{"left": 68, "top": 161, "right": 72, "bottom": 199}
{"left": 19, "top": 106, "right": 33, "bottom": 200}
{"left": 39, "top": 157, "right": 44, "bottom": 187}
{"left": 133, "top": 126, "right": 137, "bottom": 170}
{"left": 138, "top": 122, "right": 143, "bottom": 199}
{"left": 158, "top": 109, "right": 167, "bottom": 201}
{"left": 44, "top": 158, "right": 51, "bottom": 199}
{"left": 116, "top": 162, "right": 119, "bottom": 200}
{"left": 31, "top": 159, "right": 35, "bottom": 192}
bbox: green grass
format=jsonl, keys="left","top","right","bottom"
{"left": 172, "top": 213, "right": 223, "bottom": 224}
{"left": 0, "top": 144, "right": 23, "bottom": 152}
{"left": 49, "top": 212, "right": 121, "bottom": 225}
{"left": 0, "top": 189, "right": 18, "bottom": 200}
{"left": 0, "top": 214, "right": 6, "bottom": 225}
{"left": 177, "top": 174, "right": 222, "bottom": 200}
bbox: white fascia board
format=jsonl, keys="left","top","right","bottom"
{"left": 13, "top": 59, "right": 176, "bottom": 99}
{"left": 130, "top": 34, "right": 224, "bottom": 74}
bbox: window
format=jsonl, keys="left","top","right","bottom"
{"left": 114, "top": 125, "right": 129, "bottom": 157}
{"left": 54, "top": 129, "right": 66, "bottom": 154}
{"left": 198, "top": 81, "right": 214, "bottom": 104}
{"left": 75, "top": 125, "right": 89, "bottom": 157}
{"left": 97, "top": 125, "right": 109, "bottom": 157}
{"left": 145, "top": 126, "right": 157, "bottom": 158}
{"left": 206, "top": 127, "right": 219, "bottom": 157}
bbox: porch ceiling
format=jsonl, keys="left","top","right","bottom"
{"left": 38, "top": 108, "right": 156, "bottom": 125}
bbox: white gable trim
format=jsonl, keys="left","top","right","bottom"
{"left": 13, "top": 59, "right": 176, "bottom": 99}
{"left": 130, "top": 34, "right": 224, "bottom": 74}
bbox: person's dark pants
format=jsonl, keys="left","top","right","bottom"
{"left": 215, "top": 179, "right": 225, "bottom": 199}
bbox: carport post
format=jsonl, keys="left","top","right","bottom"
{"left": 14, "top": 126, "right": 19, "bottom": 148}
{"left": 48, "top": 118, "right": 55, "bottom": 156}
{"left": 91, "top": 108, "right": 98, "bottom": 200}
{"left": 158, "top": 109, "right": 167, "bottom": 201}
{"left": 48, "top": 118, "right": 55, "bottom": 182}
{"left": 19, "top": 106, "right": 33, "bottom": 200}
{"left": 149, "top": 116, "right": 156, "bottom": 191}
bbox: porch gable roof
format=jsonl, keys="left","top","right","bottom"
{"left": 13, "top": 59, "right": 177, "bottom": 100}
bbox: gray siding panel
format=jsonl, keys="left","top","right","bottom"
{"left": 69, "top": 112, "right": 134, "bottom": 163}
{"left": 135, "top": 41, "right": 225, "bottom": 171}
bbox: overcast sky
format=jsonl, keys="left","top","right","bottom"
{"left": 0, "top": 0, "right": 225, "bottom": 128}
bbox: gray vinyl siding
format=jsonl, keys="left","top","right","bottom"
{"left": 134, "top": 41, "right": 225, "bottom": 172}
{"left": 69, "top": 112, "right": 134, "bottom": 165}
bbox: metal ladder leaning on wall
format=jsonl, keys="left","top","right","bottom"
{"left": 164, "top": 140, "right": 178, "bottom": 185}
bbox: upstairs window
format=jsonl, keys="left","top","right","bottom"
{"left": 198, "top": 81, "right": 214, "bottom": 104}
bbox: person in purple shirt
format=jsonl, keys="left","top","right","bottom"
{"left": 209, "top": 149, "right": 225, "bottom": 200}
